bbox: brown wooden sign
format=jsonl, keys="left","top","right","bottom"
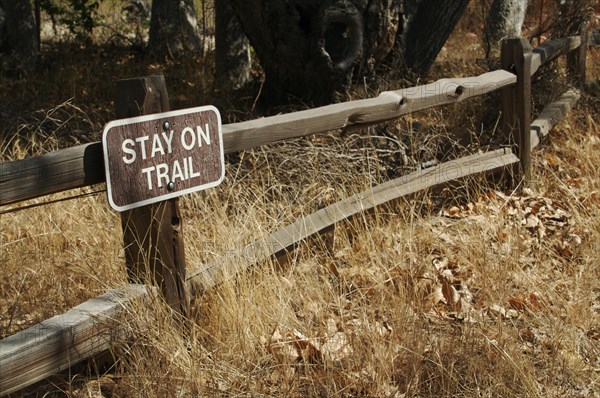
{"left": 102, "top": 106, "right": 224, "bottom": 211}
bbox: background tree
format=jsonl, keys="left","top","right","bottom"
{"left": 0, "top": 0, "right": 39, "bottom": 70}
{"left": 39, "top": 0, "right": 100, "bottom": 43}
{"left": 148, "top": 0, "right": 201, "bottom": 57}
{"left": 227, "top": 0, "right": 469, "bottom": 107}
{"left": 214, "top": 0, "right": 251, "bottom": 92}
{"left": 484, "top": 0, "right": 529, "bottom": 55}
{"left": 400, "top": 0, "right": 470, "bottom": 75}
{"left": 0, "top": 3, "right": 5, "bottom": 51}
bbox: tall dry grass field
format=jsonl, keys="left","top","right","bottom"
{"left": 1, "top": 2, "right": 599, "bottom": 397}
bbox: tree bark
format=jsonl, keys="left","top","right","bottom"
{"left": 148, "top": 0, "right": 201, "bottom": 57}
{"left": 401, "top": 0, "right": 470, "bottom": 75}
{"left": 485, "top": 0, "right": 529, "bottom": 52}
{"left": 228, "top": 0, "right": 466, "bottom": 107}
{"left": 215, "top": 0, "right": 251, "bottom": 91}
{"left": 0, "top": 0, "right": 38, "bottom": 70}
{"left": 229, "top": 0, "right": 403, "bottom": 106}
{"left": 229, "top": 0, "right": 339, "bottom": 105}
{"left": 0, "top": 3, "right": 5, "bottom": 50}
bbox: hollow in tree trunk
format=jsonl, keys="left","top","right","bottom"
{"left": 228, "top": 0, "right": 468, "bottom": 107}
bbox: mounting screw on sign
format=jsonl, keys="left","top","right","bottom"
{"left": 102, "top": 105, "right": 225, "bottom": 212}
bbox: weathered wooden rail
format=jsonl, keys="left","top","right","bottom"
{"left": 0, "top": 69, "right": 514, "bottom": 207}
{"left": 187, "top": 147, "right": 520, "bottom": 295}
{"left": 0, "top": 285, "right": 150, "bottom": 395}
{"left": 0, "top": 29, "right": 592, "bottom": 396}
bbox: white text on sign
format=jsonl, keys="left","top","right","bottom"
{"left": 120, "top": 124, "right": 212, "bottom": 190}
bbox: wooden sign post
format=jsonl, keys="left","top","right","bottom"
{"left": 567, "top": 20, "right": 589, "bottom": 88}
{"left": 501, "top": 38, "right": 532, "bottom": 186}
{"left": 113, "top": 76, "right": 191, "bottom": 317}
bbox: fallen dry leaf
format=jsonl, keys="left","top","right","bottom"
{"left": 325, "top": 318, "right": 338, "bottom": 336}
{"left": 488, "top": 304, "right": 519, "bottom": 319}
{"left": 441, "top": 277, "right": 460, "bottom": 310}
{"left": 429, "top": 285, "right": 446, "bottom": 307}
{"left": 545, "top": 152, "right": 559, "bottom": 167}
{"left": 508, "top": 296, "right": 527, "bottom": 311}
{"left": 268, "top": 328, "right": 323, "bottom": 364}
{"left": 269, "top": 328, "right": 301, "bottom": 363}
{"left": 447, "top": 206, "right": 461, "bottom": 216}
{"left": 509, "top": 291, "right": 546, "bottom": 313}
{"left": 520, "top": 328, "right": 537, "bottom": 343}
{"left": 432, "top": 256, "right": 449, "bottom": 271}
{"left": 553, "top": 241, "right": 574, "bottom": 259}
{"left": 291, "top": 329, "right": 322, "bottom": 363}
{"left": 269, "top": 366, "right": 296, "bottom": 385}
{"left": 376, "top": 320, "right": 393, "bottom": 337}
{"left": 523, "top": 214, "right": 541, "bottom": 229}
{"left": 321, "top": 331, "right": 353, "bottom": 365}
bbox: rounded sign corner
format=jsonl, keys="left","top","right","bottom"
{"left": 107, "top": 193, "right": 127, "bottom": 213}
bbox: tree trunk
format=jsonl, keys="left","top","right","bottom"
{"left": 148, "top": 0, "right": 201, "bottom": 57}
{"left": 228, "top": 0, "right": 466, "bottom": 107}
{"left": 0, "top": 4, "right": 5, "bottom": 50}
{"left": 485, "top": 0, "right": 529, "bottom": 52}
{"left": 215, "top": 0, "right": 251, "bottom": 91}
{"left": 0, "top": 0, "right": 38, "bottom": 70}
{"left": 401, "top": 0, "right": 470, "bottom": 75}
{"left": 229, "top": 0, "right": 403, "bottom": 106}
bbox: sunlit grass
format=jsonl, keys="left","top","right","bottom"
{"left": 1, "top": 3, "right": 599, "bottom": 396}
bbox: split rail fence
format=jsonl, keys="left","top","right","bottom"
{"left": 0, "top": 27, "right": 597, "bottom": 396}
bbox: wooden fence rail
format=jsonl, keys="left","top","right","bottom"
{"left": 2, "top": 29, "right": 591, "bottom": 207}
{"left": 187, "top": 148, "right": 519, "bottom": 295}
{"left": 530, "top": 36, "right": 581, "bottom": 76}
{"left": 1, "top": 149, "right": 520, "bottom": 396}
{"left": 0, "top": 30, "right": 593, "bottom": 396}
{"left": 530, "top": 88, "right": 580, "bottom": 149}
{"left": 0, "top": 285, "right": 150, "bottom": 396}
{"left": 0, "top": 70, "right": 515, "bottom": 207}
{"left": 2, "top": 26, "right": 593, "bottom": 207}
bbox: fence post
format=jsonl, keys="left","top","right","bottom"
{"left": 500, "top": 38, "right": 532, "bottom": 186}
{"left": 115, "top": 76, "right": 190, "bottom": 319}
{"left": 567, "top": 19, "right": 589, "bottom": 88}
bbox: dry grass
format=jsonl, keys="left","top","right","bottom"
{"left": 1, "top": 4, "right": 599, "bottom": 397}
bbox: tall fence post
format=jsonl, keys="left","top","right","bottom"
{"left": 500, "top": 38, "right": 532, "bottom": 186}
{"left": 567, "top": 19, "right": 589, "bottom": 88}
{"left": 115, "top": 76, "right": 190, "bottom": 318}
